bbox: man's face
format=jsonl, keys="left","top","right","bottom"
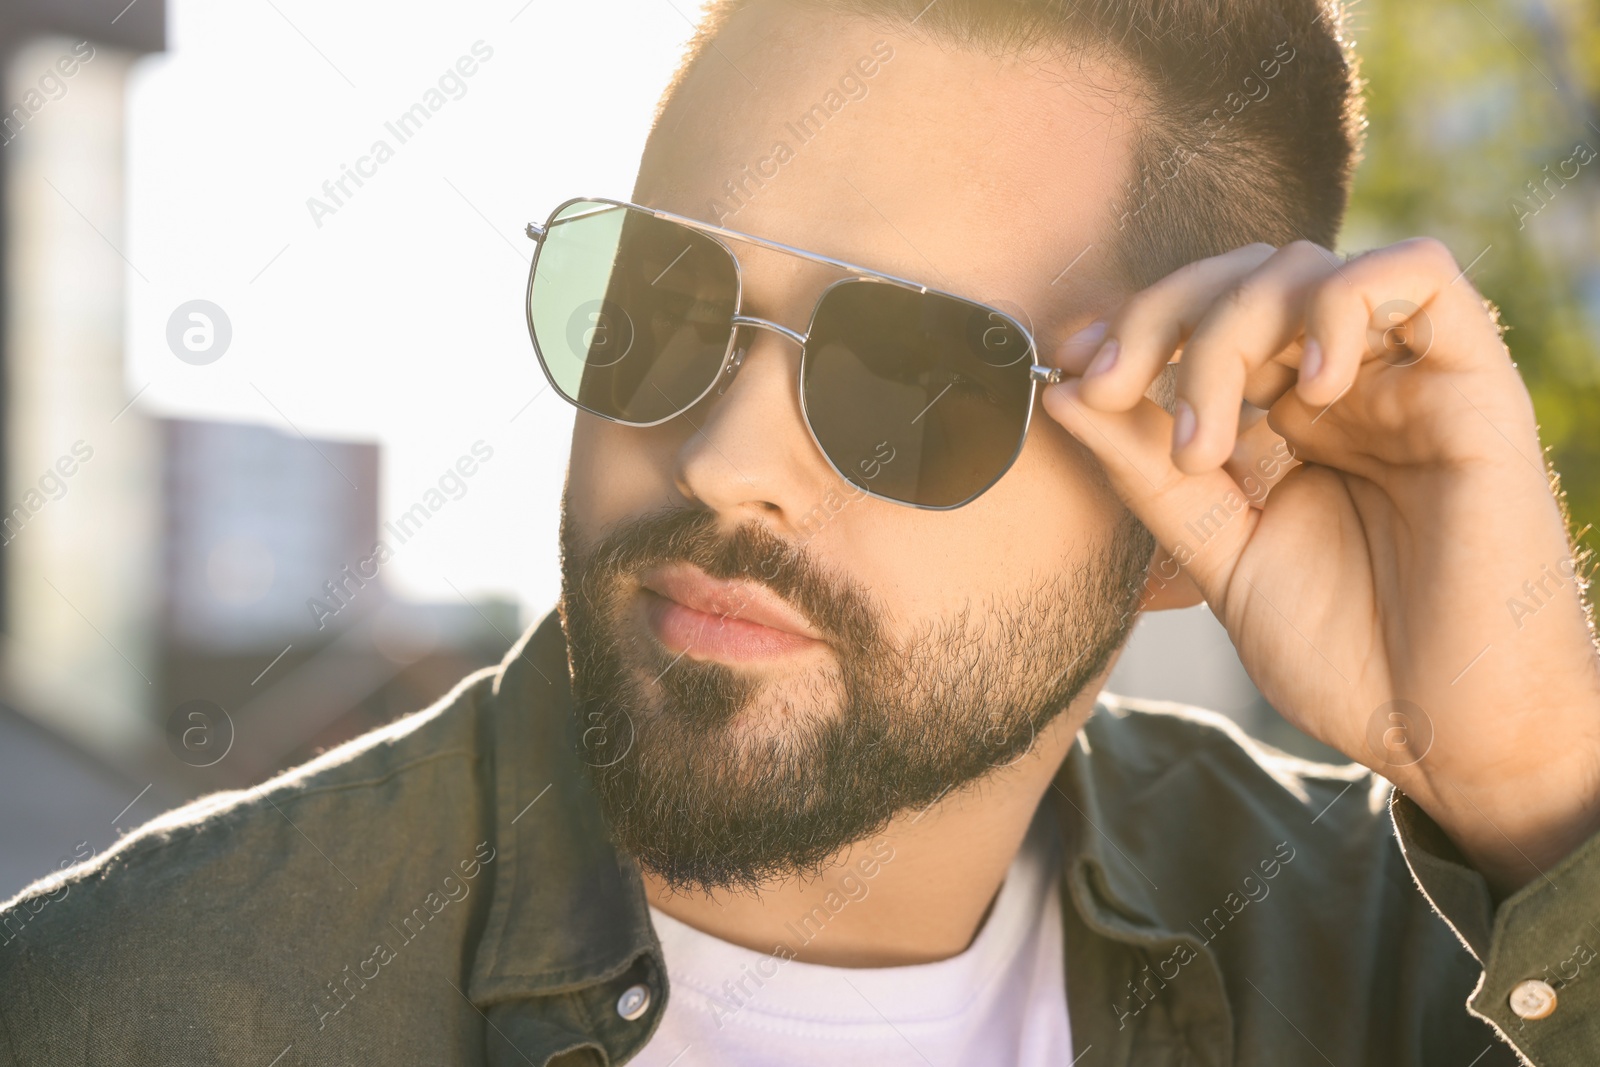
{"left": 560, "top": 4, "right": 1151, "bottom": 891}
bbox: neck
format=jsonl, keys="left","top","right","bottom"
{"left": 642, "top": 683, "right": 1101, "bottom": 968}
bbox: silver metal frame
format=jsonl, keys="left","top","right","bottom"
{"left": 524, "top": 196, "right": 1064, "bottom": 511}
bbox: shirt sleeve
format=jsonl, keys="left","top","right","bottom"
{"left": 1391, "top": 788, "right": 1600, "bottom": 1063}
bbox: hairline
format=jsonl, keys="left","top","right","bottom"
{"left": 645, "top": 2, "right": 1212, "bottom": 297}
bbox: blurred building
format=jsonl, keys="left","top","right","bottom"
{"left": 157, "top": 416, "right": 519, "bottom": 790}
{"left": 163, "top": 418, "right": 382, "bottom": 652}
{"left": 0, "top": 2, "right": 518, "bottom": 898}
{"left": 0, "top": 410, "right": 520, "bottom": 897}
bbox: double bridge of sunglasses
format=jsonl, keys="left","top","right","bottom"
{"left": 523, "top": 197, "right": 1065, "bottom": 509}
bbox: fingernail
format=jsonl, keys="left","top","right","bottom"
{"left": 1301, "top": 338, "right": 1323, "bottom": 381}
{"left": 1084, "top": 339, "right": 1119, "bottom": 378}
{"left": 1065, "top": 320, "right": 1109, "bottom": 350}
{"left": 1057, "top": 321, "right": 1109, "bottom": 369}
{"left": 1173, "top": 399, "right": 1197, "bottom": 450}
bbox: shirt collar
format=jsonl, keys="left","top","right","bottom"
{"left": 1051, "top": 701, "right": 1174, "bottom": 935}
{"left": 467, "top": 611, "right": 661, "bottom": 1006}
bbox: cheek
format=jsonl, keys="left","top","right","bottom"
{"left": 1006, "top": 412, "right": 1126, "bottom": 526}
{"left": 797, "top": 416, "right": 1125, "bottom": 629}
{"left": 567, "top": 414, "right": 688, "bottom": 534}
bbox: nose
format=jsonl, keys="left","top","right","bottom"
{"left": 672, "top": 321, "right": 840, "bottom": 534}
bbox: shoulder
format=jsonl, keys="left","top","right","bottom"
{"left": 0, "top": 662, "right": 502, "bottom": 1061}
{"left": 1071, "top": 695, "right": 1488, "bottom": 1059}
{"left": 1071, "top": 692, "right": 1400, "bottom": 893}
{"left": 1065, "top": 693, "right": 1426, "bottom": 950}
{"left": 1082, "top": 691, "right": 1378, "bottom": 821}
{"left": 6, "top": 661, "right": 500, "bottom": 916}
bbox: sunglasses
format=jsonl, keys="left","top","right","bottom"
{"left": 522, "top": 197, "right": 1065, "bottom": 510}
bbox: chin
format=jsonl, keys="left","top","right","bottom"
{"left": 630, "top": 653, "right": 848, "bottom": 750}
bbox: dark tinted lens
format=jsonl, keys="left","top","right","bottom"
{"left": 528, "top": 202, "right": 739, "bottom": 423}
{"left": 802, "top": 280, "right": 1034, "bottom": 508}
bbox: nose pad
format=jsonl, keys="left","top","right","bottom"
{"left": 715, "top": 329, "right": 751, "bottom": 397}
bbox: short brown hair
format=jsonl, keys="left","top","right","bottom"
{"left": 653, "top": 0, "right": 1363, "bottom": 288}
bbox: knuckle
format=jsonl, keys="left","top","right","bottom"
{"left": 1162, "top": 257, "right": 1213, "bottom": 293}
{"left": 1181, "top": 244, "right": 1273, "bottom": 284}
{"left": 1309, "top": 270, "right": 1349, "bottom": 306}
{"left": 1278, "top": 239, "right": 1338, "bottom": 271}
{"left": 1399, "top": 235, "right": 1458, "bottom": 275}
{"left": 1230, "top": 243, "right": 1281, "bottom": 272}
{"left": 1110, "top": 288, "right": 1157, "bottom": 330}
{"left": 1307, "top": 269, "right": 1360, "bottom": 319}
{"left": 1364, "top": 379, "right": 1415, "bottom": 434}
{"left": 1220, "top": 278, "right": 1260, "bottom": 313}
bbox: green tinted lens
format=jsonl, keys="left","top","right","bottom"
{"left": 528, "top": 201, "right": 739, "bottom": 424}
{"left": 802, "top": 280, "right": 1034, "bottom": 508}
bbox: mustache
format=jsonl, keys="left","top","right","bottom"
{"left": 568, "top": 506, "right": 881, "bottom": 652}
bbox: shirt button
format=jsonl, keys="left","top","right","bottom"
{"left": 616, "top": 983, "right": 651, "bottom": 1021}
{"left": 1509, "top": 979, "right": 1558, "bottom": 1020}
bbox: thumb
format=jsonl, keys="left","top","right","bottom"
{"left": 1041, "top": 379, "right": 1256, "bottom": 603}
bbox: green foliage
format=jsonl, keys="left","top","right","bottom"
{"left": 1343, "top": 0, "right": 1600, "bottom": 565}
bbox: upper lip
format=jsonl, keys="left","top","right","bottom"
{"left": 639, "top": 563, "right": 825, "bottom": 641}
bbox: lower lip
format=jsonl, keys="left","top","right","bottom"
{"left": 639, "top": 589, "right": 822, "bottom": 662}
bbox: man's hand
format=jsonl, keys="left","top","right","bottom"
{"left": 1041, "top": 238, "right": 1600, "bottom": 896}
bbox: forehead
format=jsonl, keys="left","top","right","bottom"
{"left": 635, "top": 3, "right": 1141, "bottom": 334}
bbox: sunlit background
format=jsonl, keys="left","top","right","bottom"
{"left": 1, "top": 0, "right": 1596, "bottom": 898}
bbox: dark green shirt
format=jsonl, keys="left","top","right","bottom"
{"left": 2, "top": 611, "right": 1595, "bottom": 1064}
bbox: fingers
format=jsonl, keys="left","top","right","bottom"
{"left": 1043, "top": 235, "right": 1513, "bottom": 570}
{"left": 1223, "top": 407, "right": 1299, "bottom": 505}
{"left": 1171, "top": 242, "right": 1342, "bottom": 471}
{"left": 1280, "top": 238, "right": 1534, "bottom": 470}
{"left": 1300, "top": 237, "right": 1509, "bottom": 407}
{"left": 1041, "top": 382, "right": 1257, "bottom": 601}
{"left": 1050, "top": 242, "right": 1343, "bottom": 474}
{"left": 1048, "top": 237, "right": 1508, "bottom": 480}
{"left": 1054, "top": 244, "right": 1278, "bottom": 408}
{"left": 1243, "top": 361, "right": 1298, "bottom": 409}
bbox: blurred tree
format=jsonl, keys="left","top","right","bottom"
{"left": 1343, "top": 0, "right": 1600, "bottom": 578}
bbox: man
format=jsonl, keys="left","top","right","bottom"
{"left": 3, "top": 0, "right": 1598, "bottom": 1063}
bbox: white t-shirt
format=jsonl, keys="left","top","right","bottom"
{"left": 634, "top": 807, "right": 1071, "bottom": 1066}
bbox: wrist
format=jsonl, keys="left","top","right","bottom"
{"left": 1403, "top": 744, "right": 1600, "bottom": 897}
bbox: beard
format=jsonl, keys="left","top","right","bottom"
{"left": 558, "top": 496, "right": 1151, "bottom": 894}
